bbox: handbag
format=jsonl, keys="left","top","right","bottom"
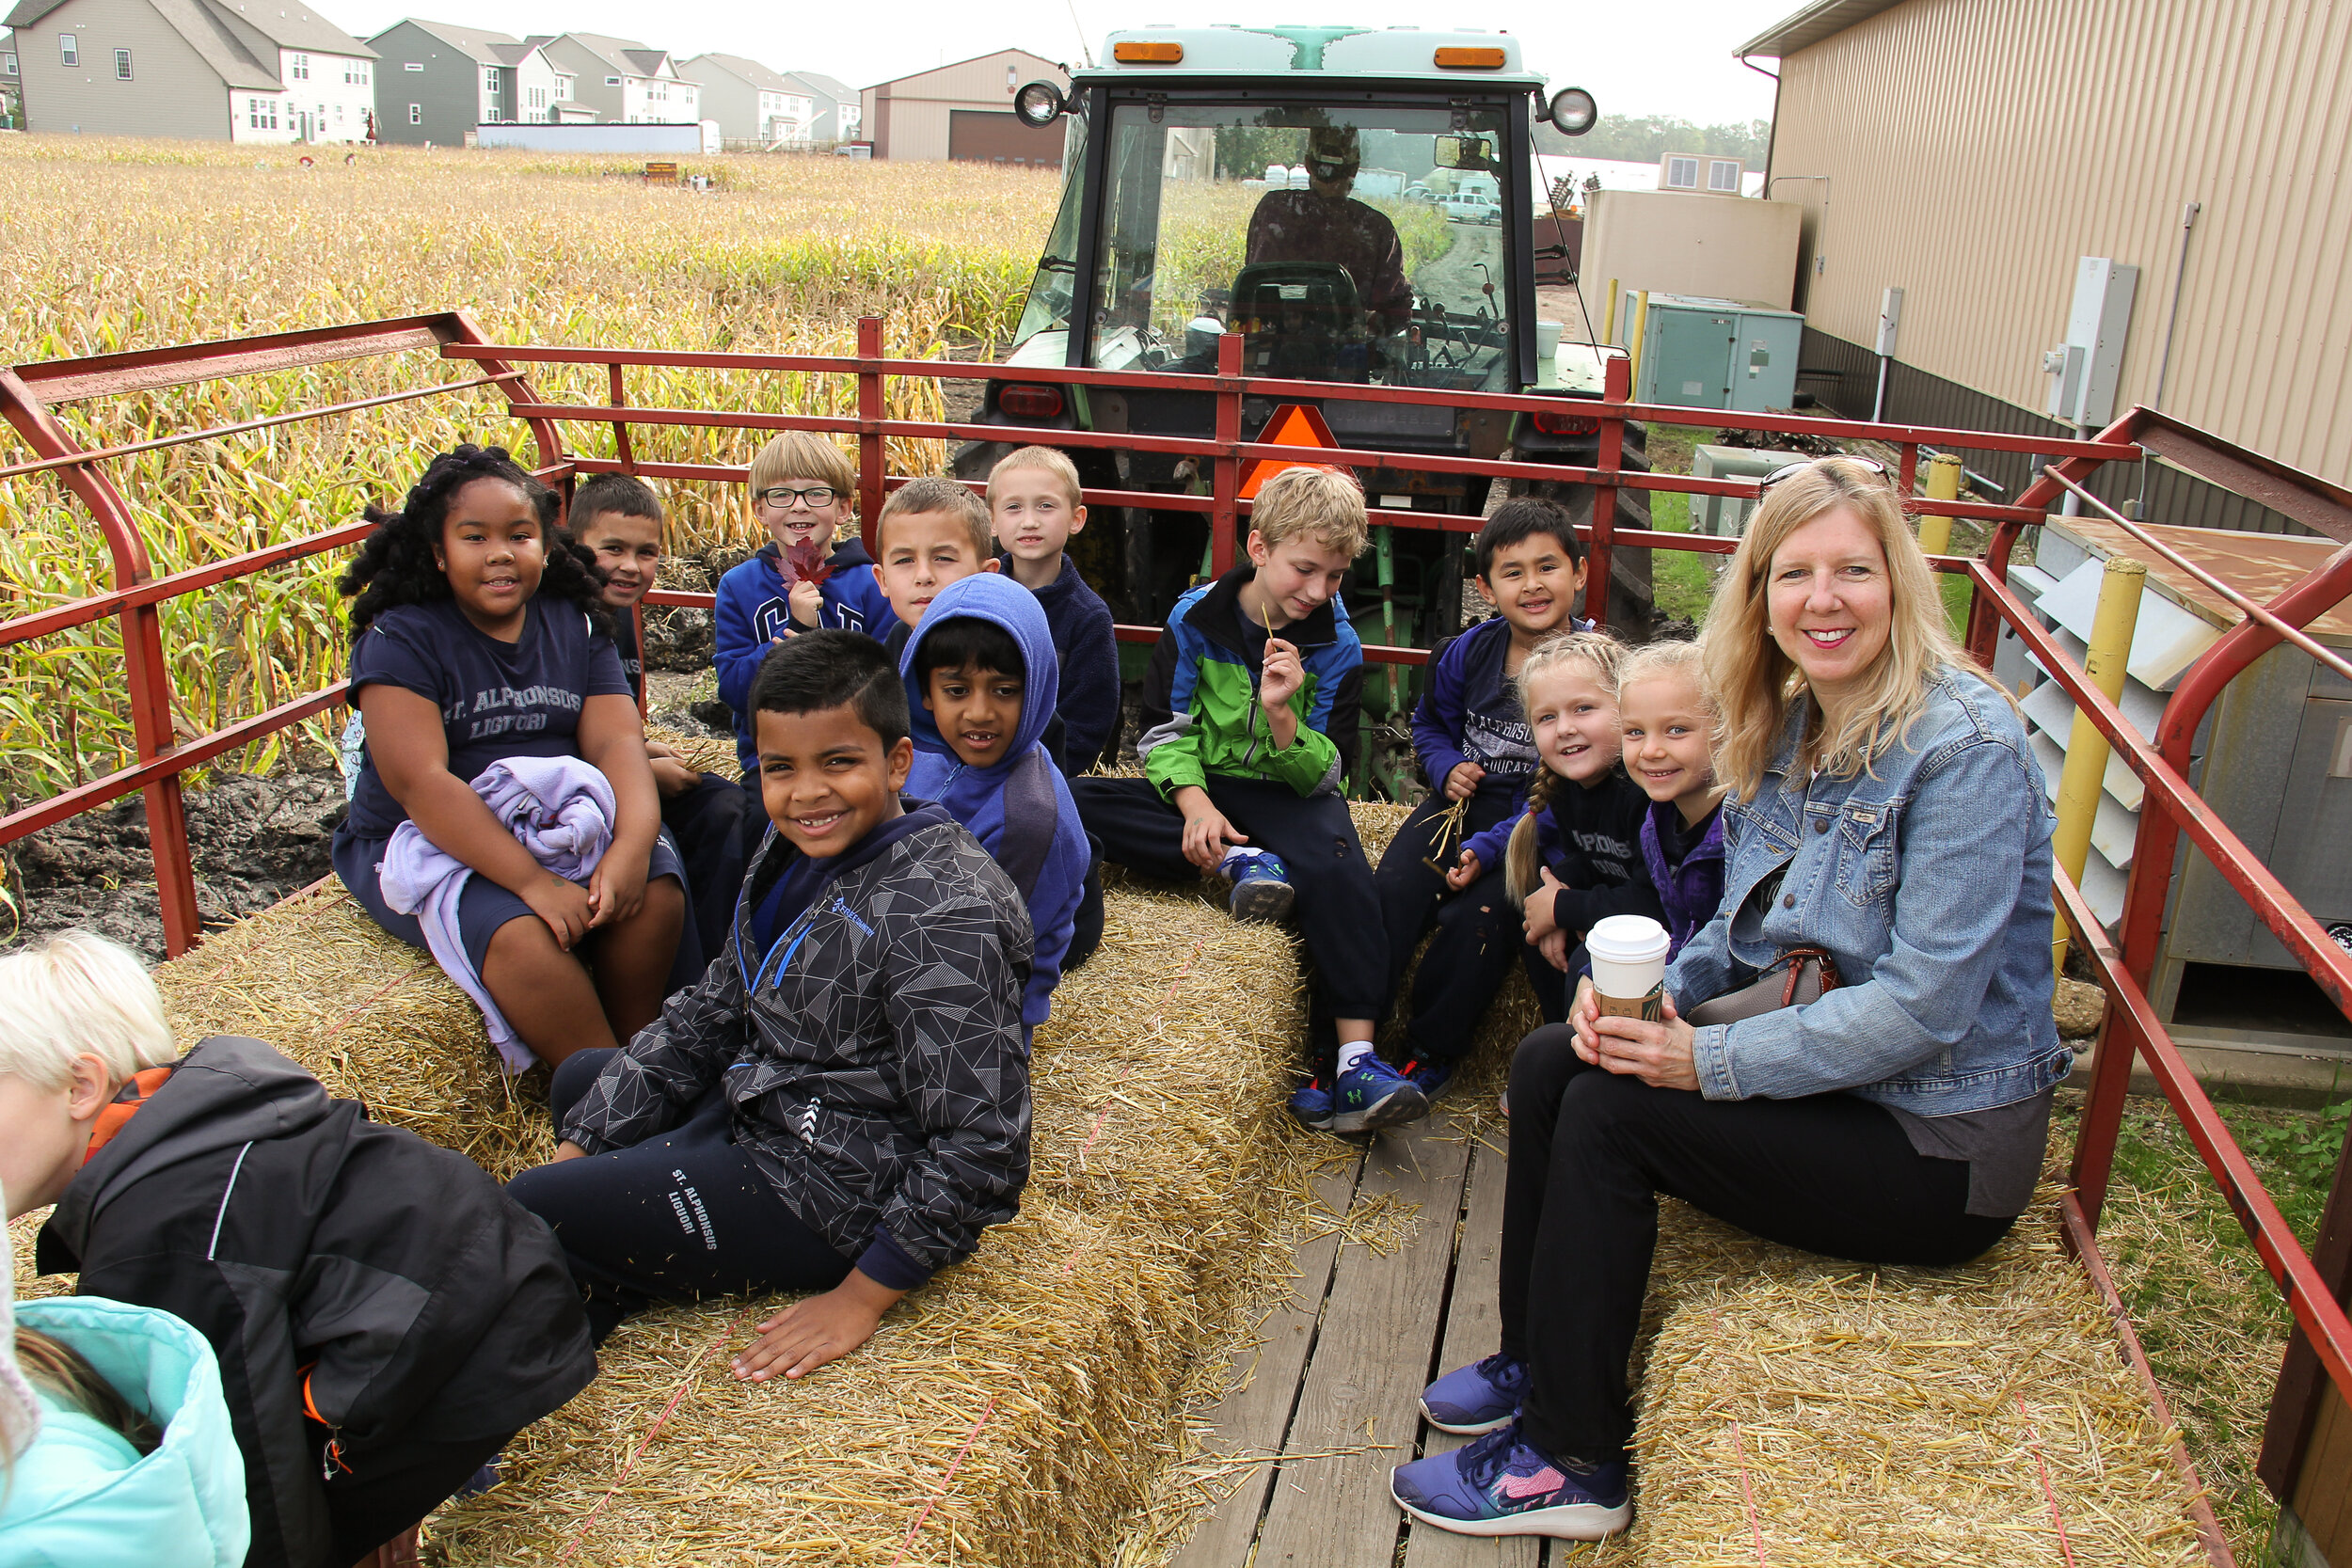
{"left": 1684, "top": 947, "right": 1842, "bottom": 1028}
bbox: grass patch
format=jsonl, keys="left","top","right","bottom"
{"left": 1643, "top": 424, "right": 1722, "bottom": 626}
{"left": 2060, "top": 1090, "right": 2348, "bottom": 1560}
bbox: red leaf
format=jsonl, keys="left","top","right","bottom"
{"left": 783, "top": 538, "right": 833, "bottom": 588}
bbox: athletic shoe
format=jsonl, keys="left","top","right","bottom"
{"left": 1329, "top": 1055, "right": 1430, "bottom": 1134}
{"left": 1286, "top": 1076, "right": 1335, "bottom": 1132}
{"left": 1221, "top": 849, "right": 1296, "bottom": 923}
{"left": 1391, "top": 1420, "right": 1630, "bottom": 1540}
{"left": 1400, "top": 1056, "right": 1454, "bottom": 1103}
{"left": 1499, "top": 1088, "right": 1512, "bottom": 1118}
{"left": 1419, "top": 1352, "right": 1528, "bottom": 1435}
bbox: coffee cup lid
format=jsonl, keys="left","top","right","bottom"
{"left": 1587, "top": 914, "right": 1671, "bottom": 964}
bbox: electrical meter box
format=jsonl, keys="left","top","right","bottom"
{"left": 1634, "top": 294, "right": 1804, "bottom": 412}
{"left": 1989, "top": 516, "right": 2352, "bottom": 1075}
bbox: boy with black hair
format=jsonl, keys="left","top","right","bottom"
{"left": 574, "top": 471, "right": 758, "bottom": 965}
{"left": 900, "top": 572, "right": 1094, "bottom": 1029}
{"left": 987, "top": 446, "right": 1121, "bottom": 771}
{"left": 715, "top": 433, "right": 897, "bottom": 783}
{"left": 1372, "top": 497, "right": 1591, "bottom": 1101}
{"left": 1069, "top": 466, "right": 1418, "bottom": 1136}
{"left": 507, "top": 630, "right": 1033, "bottom": 1381}
{"left": 5, "top": 932, "right": 595, "bottom": 1568}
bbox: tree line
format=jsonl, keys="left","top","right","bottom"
{"left": 1534, "top": 115, "right": 1771, "bottom": 166}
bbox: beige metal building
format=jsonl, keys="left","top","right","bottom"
{"left": 859, "top": 48, "right": 1066, "bottom": 164}
{"left": 1738, "top": 0, "right": 2352, "bottom": 532}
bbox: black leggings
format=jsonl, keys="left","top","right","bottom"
{"left": 1501, "top": 1025, "right": 2017, "bottom": 1463}
{"left": 505, "top": 1049, "right": 853, "bottom": 1343}
{"left": 1373, "top": 790, "right": 1524, "bottom": 1067}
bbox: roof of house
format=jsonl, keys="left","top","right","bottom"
{"left": 1733, "top": 0, "right": 1906, "bottom": 57}
{"left": 5, "top": 0, "right": 370, "bottom": 82}
{"left": 784, "top": 70, "right": 851, "bottom": 102}
{"left": 532, "top": 31, "right": 679, "bottom": 79}
{"left": 681, "top": 51, "right": 791, "bottom": 92}
{"left": 375, "top": 18, "right": 518, "bottom": 65}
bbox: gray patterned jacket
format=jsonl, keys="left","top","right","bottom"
{"left": 561, "top": 804, "right": 1033, "bottom": 1280}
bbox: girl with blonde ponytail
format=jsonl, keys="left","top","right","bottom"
{"left": 1450, "top": 630, "right": 1661, "bottom": 1022}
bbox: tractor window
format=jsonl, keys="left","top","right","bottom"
{"left": 1086, "top": 102, "right": 1515, "bottom": 390}
{"left": 1011, "top": 112, "right": 1089, "bottom": 347}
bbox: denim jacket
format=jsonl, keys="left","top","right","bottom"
{"left": 1664, "top": 666, "right": 2069, "bottom": 1111}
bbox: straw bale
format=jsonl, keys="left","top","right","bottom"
{"left": 1596, "top": 1186, "right": 2207, "bottom": 1566}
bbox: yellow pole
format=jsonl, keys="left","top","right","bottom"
{"left": 2051, "top": 555, "right": 2146, "bottom": 971}
{"left": 1602, "top": 277, "right": 1620, "bottom": 343}
{"left": 1629, "top": 290, "right": 1650, "bottom": 392}
{"left": 1919, "top": 452, "right": 1962, "bottom": 556}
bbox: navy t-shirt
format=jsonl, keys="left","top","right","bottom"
{"left": 343, "top": 598, "right": 632, "bottom": 840}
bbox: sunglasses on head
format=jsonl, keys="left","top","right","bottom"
{"left": 1757, "top": 455, "right": 1890, "bottom": 490}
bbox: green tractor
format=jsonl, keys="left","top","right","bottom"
{"left": 952, "top": 24, "right": 1654, "bottom": 785}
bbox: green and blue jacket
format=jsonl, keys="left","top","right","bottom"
{"left": 1137, "top": 566, "right": 1365, "bottom": 799}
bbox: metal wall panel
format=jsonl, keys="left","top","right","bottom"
{"left": 1772, "top": 0, "right": 2352, "bottom": 491}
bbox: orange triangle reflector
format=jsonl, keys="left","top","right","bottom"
{"left": 1238, "top": 404, "right": 1342, "bottom": 499}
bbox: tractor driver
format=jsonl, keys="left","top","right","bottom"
{"left": 1246, "top": 127, "right": 1414, "bottom": 338}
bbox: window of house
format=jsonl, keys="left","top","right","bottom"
{"left": 247, "top": 96, "right": 278, "bottom": 130}
{"left": 604, "top": 74, "right": 619, "bottom": 85}
{"left": 292, "top": 53, "right": 308, "bottom": 79}
{"left": 1664, "top": 155, "right": 1699, "bottom": 190}
{"left": 484, "top": 67, "right": 499, "bottom": 92}
{"left": 1708, "top": 158, "right": 1741, "bottom": 193}
{"left": 113, "top": 47, "right": 130, "bottom": 78}
{"left": 4, "top": 51, "right": 16, "bottom": 75}
{"left": 555, "top": 77, "right": 569, "bottom": 98}
{"left": 408, "top": 103, "right": 421, "bottom": 124}
{"left": 60, "top": 33, "right": 77, "bottom": 67}
{"left": 405, "top": 61, "right": 422, "bottom": 71}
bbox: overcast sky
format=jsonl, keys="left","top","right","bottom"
{"left": 324, "top": 0, "right": 1791, "bottom": 123}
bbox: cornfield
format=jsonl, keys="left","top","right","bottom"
{"left": 0, "top": 137, "right": 1061, "bottom": 804}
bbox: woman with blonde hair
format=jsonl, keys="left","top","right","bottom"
{"left": 1393, "top": 456, "right": 2065, "bottom": 1542}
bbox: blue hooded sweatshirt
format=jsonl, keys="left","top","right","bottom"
{"left": 899, "top": 573, "right": 1091, "bottom": 1037}
{"left": 716, "top": 537, "right": 899, "bottom": 777}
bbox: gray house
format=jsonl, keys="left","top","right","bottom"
{"left": 3, "top": 0, "right": 375, "bottom": 142}
{"left": 368, "top": 19, "right": 574, "bottom": 144}
{"left": 675, "top": 52, "right": 796, "bottom": 146}
{"left": 1, "top": 27, "right": 22, "bottom": 128}
{"left": 782, "top": 69, "right": 858, "bottom": 145}
{"left": 524, "top": 32, "right": 696, "bottom": 125}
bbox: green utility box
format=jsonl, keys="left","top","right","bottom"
{"left": 1690, "top": 443, "right": 1809, "bottom": 535}
{"left": 1635, "top": 295, "right": 1804, "bottom": 413}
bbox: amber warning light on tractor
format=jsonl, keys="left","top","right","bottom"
{"left": 1433, "top": 46, "right": 1507, "bottom": 69}
{"left": 1112, "top": 40, "right": 1184, "bottom": 63}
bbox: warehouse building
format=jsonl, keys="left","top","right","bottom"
{"left": 1738, "top": 0, "right": 2352, "bottom": 534}
{"left": 859, "top": 48, "right": 1066, "bottom": 164}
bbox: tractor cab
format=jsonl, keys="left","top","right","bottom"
{"left": 961, "top": 25, "right": 1633, "bottom": 647}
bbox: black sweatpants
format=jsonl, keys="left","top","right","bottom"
{"left": 506, "top": 1049, "right": 853, "bottom": 1344}
{"left": 310, "top": 1421, "right": 513, "bottom": 1566}
{"left": 663, "top": 772, "right": 758, "bottom": 977}
{"left": 1071, "top": 774, "right": 1390, "bottom": 1026}
{"left": 1373, "top": 789, "right": 1525, "bottom": 1068}
{"left": 1500, "top": 1024, "right": 2018, "bottom": 1464}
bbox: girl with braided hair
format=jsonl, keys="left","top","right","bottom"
{"left": 331, "top": 445, "right": 685, "bottom": 1069}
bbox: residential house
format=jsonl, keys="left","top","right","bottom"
{"left": 782, "top": 69, "right": 857, "bottom": 145}
{"left": 677, "top": 52, "right": 803, "bottom": 146}
{"left": 3, "top": 0, "right": 375, "bottom": 142}
{"left": 1, "top": 27, "right": 22, "bottom": 127}
{"left": 860, "top": 49, "right": 1065, "bottom": 163}
{"left": 368, "top": 19, "right": 574, "bottom": 144}
{"left": 524, "top": 32, "right": 697, "bottom": 125}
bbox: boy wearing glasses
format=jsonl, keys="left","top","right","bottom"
{"left": 716, "top": 433, "right": 898, "bottom": 784}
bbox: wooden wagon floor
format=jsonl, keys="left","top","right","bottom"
{"left": 1173, "top": 1104, "right": 1560, "bottom": 1568}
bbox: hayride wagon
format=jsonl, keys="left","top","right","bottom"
{"left": 947, "top": 25, "right": 1653, "bottom": 662}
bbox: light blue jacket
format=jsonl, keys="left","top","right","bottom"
{"left": 1664, "top": 666, "right": 2070, "bottom": 1112}
{"left": 0, "top": 1297, "right": 247, "bottom": 1568}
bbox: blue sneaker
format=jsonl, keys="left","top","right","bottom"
{"left": 1286, "top": 1076, "right": 1335, "bottom": 1132}
{"left": 1391, "top": 1420, "right": 1630, "bottom": 1540}
{"left": 1329, "top": 1055, "right": 1430, "bottom": 1134}
{"left": 1400, "top": 1056, "right": 1454, "bottom": 1103}
{"left": 1220, "top": 849, "right": 1295, "bottom": 922}
{"left": 1420, "top": 1352, "right": 1527, "bottom": 1434}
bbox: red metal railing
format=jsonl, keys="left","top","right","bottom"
{"left": 4, "top": 313, "right": 2348, "bottom": 1563}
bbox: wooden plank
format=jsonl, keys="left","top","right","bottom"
{"left": 2289, "top": 1379, "right": 2352, "bottom": 1561}
{"left": 1404, "top": 1134, "right": 1543, "bottom": 1568}
{"left": 1248, "top": 1117, "right": 1476, "bottom": 1568}
{"left": 1170, "top": 1151, "right": 1366, "bottom": 1568}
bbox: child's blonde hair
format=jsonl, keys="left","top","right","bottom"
{"left": 0, "top": 932, "right": 175, "bottom": 1091}
{"left": 1249, "top": 466, "right": 1369, "bottom": 560}
{"left": 1504, "top": 630, "right": 1626, "bottom": 904}
{"left": 749, "top": 432, "right": 856, "bottom": 500}
{"left": 1614, "top": 638, "right": 1713, "bottom": 715}
{"left": 877, "top": 477, "right": 993, "bottom": 561}
{"left": 988, "top": 446, "right": 1083, "bottom": 510}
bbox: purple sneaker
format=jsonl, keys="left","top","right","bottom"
{"left": 1391, "top": 1420, "right": 1630, "bottom": 1540}
{"left": 1419, "top": 1352, "right": 1527, "bottom": 1434}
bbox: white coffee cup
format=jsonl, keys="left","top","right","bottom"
{"left": 1587, "top": 914, "right": 1672, "bottom": 1021}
